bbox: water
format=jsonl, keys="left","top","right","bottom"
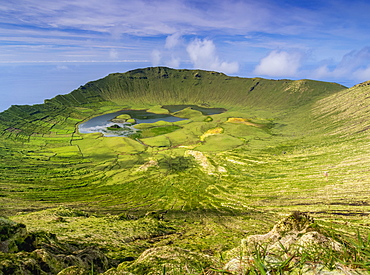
{"left": 78, "top": 105, "right": 225, "bottom": 137}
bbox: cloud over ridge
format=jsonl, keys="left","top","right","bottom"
{"left": 254, "top": 50, "right": 302, "bottom": 77}
{"left": 1, "top": 0, "right": 370, "bottom": 111}
{"left": 186, "top": 38, "right": 239, "bottom": 74}
{"left": 312, "top": 47, "right": 370, "bottom": 83}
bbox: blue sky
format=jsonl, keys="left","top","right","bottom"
{"left": 1, "top": 0, "right": 370, "bottom": 111}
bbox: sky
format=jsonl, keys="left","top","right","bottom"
{"left": 1, "top": 0, "right": 370, "bottom": 112}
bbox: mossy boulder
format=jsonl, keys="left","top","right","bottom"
{"left": 57, "top": 266, "right": 90, "bottom": 275}
{"left": 0, "top": 217, "right": 27, "bottom": 253}
{"left": 0, "top": 217, "right": 113, "bottom": 274}
{"left": 226, "top": 212, "right": 339, "bottom": 258}
{"left": 122, "top": 246, "right": 217, "bottom": 274}
{"left": 224, "top": 212, "right": 347, "bottom": 274}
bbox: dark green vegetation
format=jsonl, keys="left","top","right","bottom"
{"left": 0, "top": 215, "right": 112, "bottom": 274}
{"left": 0, "top": 67, "right": 369, "bottom": 274}
{"left": 107, "top": 124, "right": 122, "bottom": 130}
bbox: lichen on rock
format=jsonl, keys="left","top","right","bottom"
{"left": 123, "top": 246, "right": 217, "bottom": 274}
{"left": 224, "top": 212, "right": 351, "bottom": 274}
{"left": 0, "top": 217, "right": 113, "bottom": 274}
{"left": 57, "top": 266, "right": 89, "bottom": 275}
{"left": 0, "top": 216, "right": 27, "bottom": 253}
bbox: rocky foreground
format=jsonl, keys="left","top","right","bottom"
{"left": 0, "top": 212, "right": 368, "bottom": 274}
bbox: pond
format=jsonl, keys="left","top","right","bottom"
{"left": 78, "top": 105, "right": 225, "bottom": 137}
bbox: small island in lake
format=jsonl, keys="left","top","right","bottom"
{"left": 111, "top": 114, "right": 131, "bottom": 123}
{"left": 106, "top": 124, "right": 122, "bottom": 130}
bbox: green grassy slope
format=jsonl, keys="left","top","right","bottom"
{"left": 1, "top": 67, "right": 369, "bottom": 274}
{"left": 84, "top": 67, "right": 345, "bottom": 108}
{"left": 0, "top": 67, "right": 345, "bottom": 140}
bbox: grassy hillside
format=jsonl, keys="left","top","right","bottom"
{"left": 1, "top": 67, "right": 369, "bottom": 274}
{"left": 0, "top": 67, "right": 345, "bottom": 140}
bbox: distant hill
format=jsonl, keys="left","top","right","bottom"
{"left": 0, "top": 67, "right": 346, "bottom": 139}
{"left": 312, "top": 79, "right": 370, "bottom": 135}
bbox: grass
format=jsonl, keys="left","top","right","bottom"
{"left": 0, "top": 67, "right": 369, "bottom": 274}
{"left": 12, "top": 207, "right": 175, "bottom": 261}
{"left": 197, "top": 134, "right": 244, "bottom": 152}
{"left": 222, "top": 232, "right": 370, "bottom": 274}
{"left": 137, "top": 125, "right": 182, "bottom": 139}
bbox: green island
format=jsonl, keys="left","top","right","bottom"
{"left": 0, "top": 67, "right": 369, "bottom": 274}
{"left": 107, "top": 124, "right": 123, "bottom": 131}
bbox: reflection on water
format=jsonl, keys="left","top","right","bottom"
{"left": 78, "top": 105, "right": 225, "bottom": 137}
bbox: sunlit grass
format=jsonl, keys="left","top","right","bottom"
{"left": 0, "top": 68, "right": 369, "bottom": 273}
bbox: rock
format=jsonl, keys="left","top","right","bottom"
{"left": 0, "top": 217, "right": 27, "bottom": 253}
{"left": 223, "top": 256, "right": 254, "bottom": 273}
{"left": 295, "top": 231, "right": 342, "bottom": 252}
{"left": 235, "top": 211, "right": 324, "bottom": 254}
{"left": 124, "top": 246, "right": 217, "bottom": 274}
{"left": 71, "top": 246, "right": 111, "bottom": 273}
{"left": 224, "top": 212, "right": 360, "bottom": 274}
{"left": 31, "top": 248, "right": 65, "bottom": 272}
{"left": 0, "top": 217, "right": 113, "bottom": 274}
{"left": 57, "top": 266, "right": 89, "bottom": 275}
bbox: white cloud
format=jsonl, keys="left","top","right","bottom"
{"left": 312, "top": 65, "right": 331, "bottom": 79}
{"left": 254, "top": 50, "right": 302, "bottom": 77}
{"left": 165, "top": 33, "right": 182, "bottom": 49}
{"left": 312, "top": 47, "right": 370, "bottom": 83}
{"left": 166, "top": 56, "right": 180, "bottom": 68}
{"left": 355, "top": 66, "right": 370, "bottom": 81}
{"left": 186, "top": 38, "right": 239, "bottom": 74}
{"left": 0, "top": 0, "right": 310, "bottom": 39}
{"left": 3, "top": 0, "right": 370, "bottom": 45}
{"left": 2, "top": 0, "right": 370, "bottom": 88}
{"left": 151, "top": 50, "right": 162, "bottom": 66}
{"left": 334, "top": 47, "right": 370, "bottom": 74}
